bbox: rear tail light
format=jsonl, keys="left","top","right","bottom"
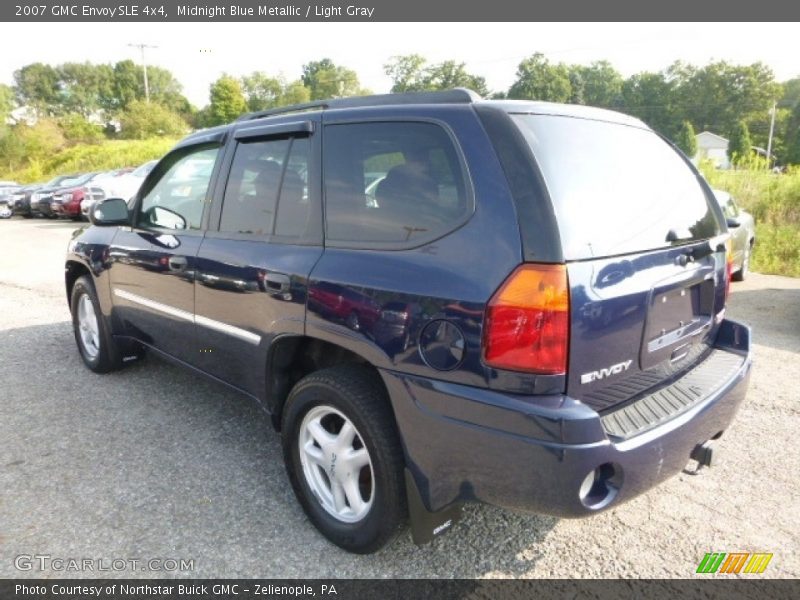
{"left": 724, "top": 239, "right": 733, "bottom": 302}
{"left": 483, "top": 263, "right": 569, "bottom": 374}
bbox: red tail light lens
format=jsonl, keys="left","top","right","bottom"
{"left": 483, "top": 264, "right": 569, "bottom": 374}
{"left": 724, "top": 239, "right": 733, "bottom": 302}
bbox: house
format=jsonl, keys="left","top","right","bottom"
{"left": 694, "top": 131, "right": 731, "bottom": 169}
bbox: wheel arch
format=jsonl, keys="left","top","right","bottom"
{"left": 265, "top": 335, "right": 393, "bottom": 431}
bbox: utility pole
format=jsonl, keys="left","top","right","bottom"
{"left": 766, "top": 101, "right": 776, "bottom": 170}
{"left": 128, "top": 43, "right": 158, "bottom": 102}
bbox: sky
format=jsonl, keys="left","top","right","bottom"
{"left": 0, "top": 22, "right": 797, "bottom": 108}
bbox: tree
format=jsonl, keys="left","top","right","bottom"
{"left": 240, "top": 72, "right": 310, "bottom": 111}
{"left": 207, "top": 75, "right": 247, "bottom": 125}
{"left": 576, "top": 61, "right": 623, "bottom": 107}
{"left": 119, "top": 100, "right": 189, "bottom": 139}
{"left": 58, "top": 62, "right": 115, "bottom": 117}
{"left": 0, "top": 84, "right": 14, "bottom": 123}
{"left": 508, "top": 54, "right": 572, "bottom": 102}
{"left": 422, "top": 61, "right": 489, "bottom": 96}
{"left": 383, "top": 55, "right": 489, "bottom": 96}
{"left": 674, "top": 120, "right": 697, "bottom": 156}
{"left": 301, "top": 59, "right": 364, "bottom": 100}
{"left": 785, "top": 102, "right": 800, "bottom": 165}
{"left": 728, "top": 121, "right": 752, "bottom": 166}
{"left": 384, "top": 54, "right": 427, "bottom": 93}
{"left": 621, "top": 71, "right": 678, "bottom": 137}
{"left": 13, "top": 63, "right": 61, "bottom": 116}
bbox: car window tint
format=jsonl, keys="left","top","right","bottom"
{"left": 139, "top": 147, "right": 219, "bottom": 230}
{"left": 324, "top": 122, "right": 468, "bottom": 245}
{"left": 220, "top": 137, "right": 312, "bottom": 238}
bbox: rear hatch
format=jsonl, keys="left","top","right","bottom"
{"left": 512, "top": 113, "right": 727, "bottom": 412}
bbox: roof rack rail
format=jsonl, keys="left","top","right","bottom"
{"left": 236, "top": 88, "right": 480, "bottom": 122}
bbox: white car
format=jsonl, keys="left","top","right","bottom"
{"left": 106, "top": 160, "right": 157, "bottom": 203}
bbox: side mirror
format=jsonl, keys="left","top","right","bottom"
{"left": 726, "top": 217, "right": 741, "bottom": 228}
{"left": 90, "top": 197, "right": 130, "bottom": 226}
{"left": 149, "top": 205, "right": 187, "bottom": 230}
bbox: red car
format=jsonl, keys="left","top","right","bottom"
{"left": 50, "top": 173, "right": 99, "bottom": 220}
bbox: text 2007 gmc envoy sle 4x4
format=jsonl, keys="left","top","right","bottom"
{"left": 65, "top": 89, "right": 752, "bottom": 553}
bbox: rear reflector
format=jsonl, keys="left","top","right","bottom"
{"left": 483, "top": 263, "right": 569, "bottom": 374}
{"left": 724, "top": 239, "right": 733, "bottom": 301}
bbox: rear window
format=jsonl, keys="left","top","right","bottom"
{"left": 512, "top": 115, "right": 720, "bottom": 260}
{"left": 323, "top": 121, "right": 470, "bottom": 247}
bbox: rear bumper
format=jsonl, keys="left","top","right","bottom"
{"left": 383, "top": 318, "right": 751, "bottom": 516}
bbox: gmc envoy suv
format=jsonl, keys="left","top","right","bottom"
{"left": 65, "top": 89, "right": 752, "bottom": 553}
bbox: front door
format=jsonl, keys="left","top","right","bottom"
{"left": 109, "top": 143, "right": 222, "bottom": 363}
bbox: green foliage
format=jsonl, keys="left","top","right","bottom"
{"left": 384, "top": 55, "right": 489, "bottom": 96}
{"left": 728, "top": 121, "right": 752, "bottom": 165}
{"left": 207, "top": 74, "right": 247, "bottom": 125}
{"left": 786, "top": 102, "right": 800, "bottom": 166}
{"left": 14, "top": 63, "right": 61, "bottom": 116}
{"left": 778, "top": 78, "right": 800, "bottom": 110}
{"left": 58, "top": 113, "right": 104, "bottom": 144}
{"left": 119, "top": 100, "right": 189, "bottom": 139}
{"left": 674, "top": 120, "right": 697, "bottom": 156}
{"left": 622, "top": 71, "right": 678, "bottom": 137}
{"left": 302, "top": 59, "right": 364, "bottom": 100}
{"left": 0, "top": 137, "right": 176, "bottom": 184}
{"left": 508, "top": 54, "right": 572, "bottom": 102}
{"left": 0, "top": 119, "right": 66, "bottom": 172}
{"left": 240, "top": 73, "right": 311, "bottom": 111}
{"left": 574, "top": 61, "right": 623, "bottom": 107}
{"left": 701, "top": 165, "right": 800, "bottom": 276}
{"left": 0, "top": 84, "right": 15, "bottom": 123}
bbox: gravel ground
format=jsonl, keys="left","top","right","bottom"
{"left": 0, "top": 217, "right": 798, "bottom": 578}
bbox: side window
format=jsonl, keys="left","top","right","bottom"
{"left": 324, "top": 122, "right": 469, "bottom": 245}
{"left": 139, "top": 146, "right": 220, "bottom": 230}
{"left": 219, "top": 137, "right": 311, "bottom": 238}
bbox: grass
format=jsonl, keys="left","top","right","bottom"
{"left": 701, "top": 165, "right": 800, "bottom": 278}
{"left": 0, "top": 137, "right": 178, "bottom": 184}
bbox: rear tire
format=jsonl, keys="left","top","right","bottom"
{"left": 281, "top": 364, "right": 407, "bottom": 553}
{"left": 70, "top": 276, "right": 122, "bottom": 373}
{"left": 733, "top": 244, "right": 750, "bottom": 281}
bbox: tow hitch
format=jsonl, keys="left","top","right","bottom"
{"left": 687, "top": 440, "right": 715, "bottom": 474}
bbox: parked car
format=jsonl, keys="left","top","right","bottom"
{"left": 106, "top": 160, "right": 157, "bottom": 202}
{"left": 30, "top": 174, "right": 79, "bottom": 217}
{"left": 80, "top": 169, "right": 136, "bottom": 219}
{"left": 50, "top": 173, "right": 102, "bottom": 220}
{"left": 66, "top": 89, "right": 752, "bottom": 554}
{"left": 713, "top": 189, "right": 756, "bottom": 281}
{"left": 5, "top": 183, "right": 45, "bottom": 217}
{"left": 0, "top": 184, "right": 22, "bottom": 218}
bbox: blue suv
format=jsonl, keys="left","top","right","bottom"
{"left": 65, "top": 89, "right": 752, "bottom": 553}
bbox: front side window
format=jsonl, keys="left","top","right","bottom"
{"left": 219, "top": 136, "right": 311, "bottom": 238}
{"left": 323, "top": 121, "right": 469, "bottom": 245}
{"left": 139, "top": 146, "right": 220, "bottom": 230}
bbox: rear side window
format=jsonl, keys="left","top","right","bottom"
{"left": 512, "top": 115, "right": 720, "bottom": 260}
{"left": 220, "top": 137, "right": 311, "bottom": 238}
{"left": 323, "top": 122, "right": 470, "bottom": 246}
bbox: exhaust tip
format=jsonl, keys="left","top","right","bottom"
{"left": 579, "top": 462, "right": 622, "bottom": 509}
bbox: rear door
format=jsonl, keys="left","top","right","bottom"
{"left": 193, "top": 118, "right": 323, "bottom": 397}
{"left": 512, "top": 114, "right": 727, "bottom": 412}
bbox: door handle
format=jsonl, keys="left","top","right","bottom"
{"left": 168, "top": 256, "right": 188, "bottom": 271}
{"left": 264, "top": 273, "right": 291, "bottom": 295}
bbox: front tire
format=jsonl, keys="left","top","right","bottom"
{"left": 71, "top": 276, "right": 122, "bottom": 373}
{"left": 281, "top": 365, "right": 407, "bottom": 553}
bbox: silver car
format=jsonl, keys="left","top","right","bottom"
{"left": 713, "top": 189, "right": 756, "bottom": 281}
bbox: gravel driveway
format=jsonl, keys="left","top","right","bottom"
{"left": 0, "top": 217, "right": 797, "bottom": 578}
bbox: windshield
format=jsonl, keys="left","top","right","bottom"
{"left": 512, "top": 114, "right": 720, "bottom": 260}
{"left": 133, "top": 161, "right": 157, "bottom": 178}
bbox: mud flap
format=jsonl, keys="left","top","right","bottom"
{"left": 405, "top": 468, "right": 462, "bottom": 545}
